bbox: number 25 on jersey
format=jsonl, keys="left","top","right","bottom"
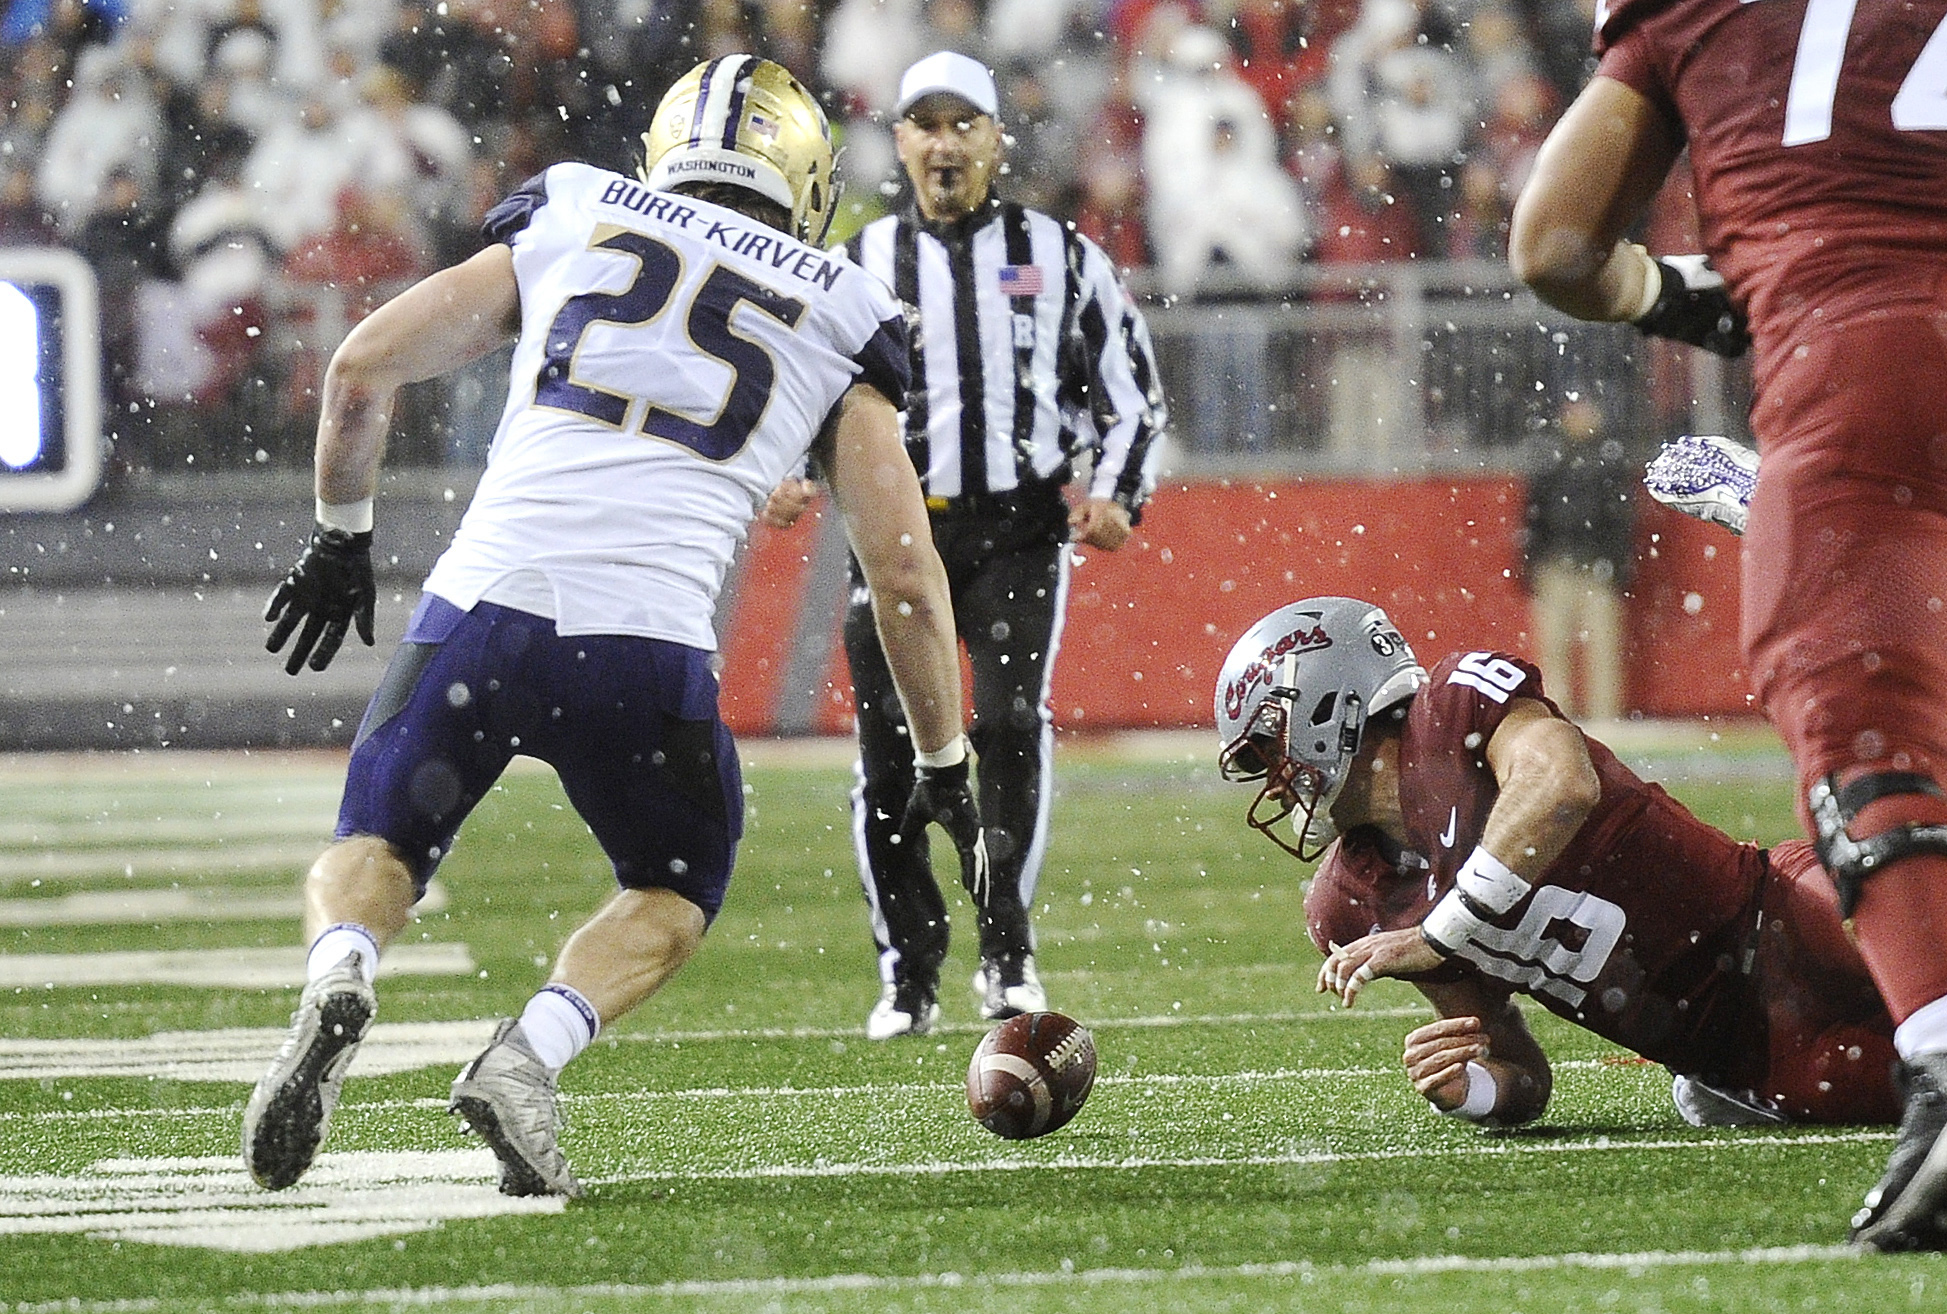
{"left": 534, "top": 226, "right": 806, "bottom": 461}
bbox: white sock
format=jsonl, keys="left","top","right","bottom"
{"left": 519, "top": 984, "right": 600, "bottom": 1073}
{"left": 1895, "top": 994, "right": 1947, "bottom": 1061}
{"left": 306, "top": 923, "right": 380, "bottom": 984}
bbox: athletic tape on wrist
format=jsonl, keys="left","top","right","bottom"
{"left": 1625, "top": 244, "right": 1664, "bottom": 322}
{"left": 914, "top": 733, "right": 969, "bottom": 771}
{"left": 316, "top": 497, "right": 374, "bottom": 534}
{"left": 1420, "top": 892, "right": 1476, "bottom": 956}
{"left": 1442, "top": 1061, "right": 1498, "bottom": 1121}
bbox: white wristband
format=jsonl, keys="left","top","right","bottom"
{"left": 1623, "top": 243, "right": 1663, "bottom": 322}
{"left": 914, "top": 733, "right": 969, "bottom": 771}
{"left": 1420, "top": 890, "right": 1481, "bottom": 956}
{"left": 1422, "top": 846, "right": 1531, "bottom": 956}
{"left": 1455, "top": 845, "right": 1530, "bottom": 917}
{"left": 1441, "top": 1061, "right": 1498, "bottom": 1121}
{"left": 316, "top": 497, "right": 374, "bottom": 534}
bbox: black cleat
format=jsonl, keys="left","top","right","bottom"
{"left": 1851, "top": 1053, "right": 1947, "bottom": 1251}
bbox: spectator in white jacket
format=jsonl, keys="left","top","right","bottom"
{"left": 34, "top": 44, "right": 163, "bottom": 234}
{"left": 1139, "top": 24, "right": 1283, "bottom": 280}
{"left": 1153, "top": 114, "right": 1311, "bottom": 295}
{"left": 1327, "top": 0, "right": 1477, "bottom": 256}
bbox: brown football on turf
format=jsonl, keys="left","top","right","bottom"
{"left": 966, "top": 1011, "right": 1097, "bottom": 1139}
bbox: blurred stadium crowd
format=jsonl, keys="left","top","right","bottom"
{"left": 0, "top": 0, "right": 1606, "bottom": 472}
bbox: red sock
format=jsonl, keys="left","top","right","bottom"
{"left": 1851, "top": 851, "right": 1947, "bottom": 1023}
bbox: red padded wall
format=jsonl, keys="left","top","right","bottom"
{"left": 717, "top": 476, "right": 1754, "bottom": 734}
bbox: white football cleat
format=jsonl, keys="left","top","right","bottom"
{"left": 1643, "top": 433, "right": 1759, "bottom": 536}
{"left": 242, "top": 950, "right": 376, "bottom": 1190}
{"left": 866, "top": 979, "right": 939, "bottom": 1040}
{"left": 974, "top": 955, "right": 1047, "bottom": 1021}
{"left": 1672, "top": 1073, "right": 1789, "bottom": 1127}
{"left": 450, "top": 1018, "right": 583, "bottom": 1197}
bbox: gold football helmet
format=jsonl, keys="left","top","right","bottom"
{"left": 640, "top": 55, "right": 839, "bottom": 247}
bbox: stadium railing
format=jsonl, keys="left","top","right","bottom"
{"left": 1130, "top": 259, "right": 1753, "bottom": 475}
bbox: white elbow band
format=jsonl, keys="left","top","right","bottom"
{"left": 914, "top": 733, "right": 969, "bottom": 771}
{"left": 1456, "top": 845, "right": 1530, "bottom": 915}
{"left": 316, "top": 497, "right": 375, "bottom": 534}
{"left": 1420, "top": 846, "right": 1531, "bottom": 956}
{"left": 1441, "top": 1061, "right": 1499, "bottom": 1121}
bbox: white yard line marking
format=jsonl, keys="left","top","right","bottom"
{"left": 0, "top": 1007, "right": 1431, "bottom": 1084}
{"left": 0, "top": 1242, "right": 1864, "bottom": 1311}
{"left": 0, "top": 811, "right": 336, "bottom": 846}
{"left": 0, "top": 1056, "right": 1692, "bottom": 1121}
{"left": 0, "top": 942, "right": 474, "bottom": 990}
{"left": 0, "top": 1151, "right": 561, "bottom": 1253}
{"left": 0, "top": 886, "right": 302, "bottom": 927}
{"left": 0, "top": 880, "right": 447, "bottom": 928}
{"left": 0, "top": 1018, "right": 499, "bottom": 1084}
{"left": 577, "top": 1130, "right": 1893, "bottom": 1187}
{"left": 0, "top": 842, "right": 327, "bottom": 885}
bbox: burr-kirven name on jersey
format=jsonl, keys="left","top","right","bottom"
{"left": 593, "top": 177, "right": 847, "bottom": 291}
{"left": 420, "top": 162, "right": 905, "bottom": 651}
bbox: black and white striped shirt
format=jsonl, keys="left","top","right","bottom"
{"left": 845, "top": 201, "right": 1167, "bottom": 514}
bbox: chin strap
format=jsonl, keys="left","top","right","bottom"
{"left": 1809, "top": 771, "right": 1947, "bottom": 919}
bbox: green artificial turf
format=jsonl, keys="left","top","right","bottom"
{"left": 1, "top": 738, "right": 1940, "bottom": 1311}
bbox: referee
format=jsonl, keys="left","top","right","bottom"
{"left": 769, "top": 51, "right": 1169, "bottom": 1039}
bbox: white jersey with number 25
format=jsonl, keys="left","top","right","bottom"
{"left": 422, "top": 161, "right": 907, "bottom": 649}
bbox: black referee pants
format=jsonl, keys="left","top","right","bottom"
{"left": 843, "top": 493, "right": 1069, "bottom": 993}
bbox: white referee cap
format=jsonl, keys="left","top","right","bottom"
{"left": 894, "top": 51, "right": 999, "bottom": 119}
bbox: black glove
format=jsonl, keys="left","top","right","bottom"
{"left": 901, "top": 756, "right": 992, "bottom": 905}
{"left": 265, "top": 525, "right": 376, "bottom": 674}
{"left": 1633, "top": 254, "right": 1750, "bottom": 358}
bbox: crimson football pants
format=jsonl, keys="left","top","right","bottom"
{"left": 844, "top": 499, "right": 1069, "bottom": 990}
{"left": 1745, "top": 306, "right": 1947, "bottom": 1022}
{"left": 1746, "top": 840, "right": 1898, "bottom": 1124}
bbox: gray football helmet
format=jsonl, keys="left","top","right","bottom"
{"left": 1214, "top": 597, "right": 1426, "bottom": 860}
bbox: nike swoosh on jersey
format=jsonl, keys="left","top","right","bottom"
{"left": 1440, "top": 807, "right": 1458, "bottom": 848}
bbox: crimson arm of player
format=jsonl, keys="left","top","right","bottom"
{"left": 1508, "top": 77, "right": 1747, "bottom": 354}
{"left": 1409, "top": 978, "right": 1552, "bottom": 1125}
{"left": 1415, "top": 696, "right": 1602, "bottom": 958}
{"left": 1475, "top": 699, "right": 1602, "bottom": 886}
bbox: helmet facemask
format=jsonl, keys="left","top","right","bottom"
{"left": 1218, "top": 657, "right": 1368, "bottom": 862}
{"left": 1213, "top": 597, "right": 1425, "bottom": 864}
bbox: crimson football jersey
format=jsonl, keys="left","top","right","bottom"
{"left": 1305, "top": 651, "right": 1770, "bottom": 1072}
{"left": 1593, "top": 0, "right": 1947, "bottom": 387}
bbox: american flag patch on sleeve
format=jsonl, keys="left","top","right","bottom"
{"left": 996, "top": 264, "right": 1045, "bottom": 296}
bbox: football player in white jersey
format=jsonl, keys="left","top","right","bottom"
{"left": 243, "top": 55, "right": 986, "bottom": 1199}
